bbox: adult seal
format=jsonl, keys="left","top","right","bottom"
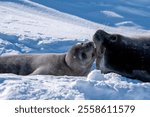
{"left": 93, "top": 29, "right": 150, "bottom": 82}
{"left": 0, "top": 41, "right": 95, "bottom": 76}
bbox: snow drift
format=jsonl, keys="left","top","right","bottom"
{"left": 0, "top": 0, "right": 150, "bottom": 100}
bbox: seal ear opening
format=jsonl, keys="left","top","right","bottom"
{"left": 110, "top": 35, "right": 118, "bottom": 42}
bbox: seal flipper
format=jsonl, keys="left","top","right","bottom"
{"left": 30, "top": 66, "right": 50, "bottom": 75}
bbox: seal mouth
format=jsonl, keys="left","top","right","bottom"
{"left": 76, "top": 41, "right": 95, "bottom": 61}
{"left": 92, "top": 48, "right": 96, "bottom": 57}
{"left": 92, "top": 52, "right": 95, "bottom": 58}
{"left": 85, "top": 42, "right": 96, "bottom": 58}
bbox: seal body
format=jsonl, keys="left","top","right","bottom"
{"left": 93, "top": 30, "right": 150, "bottom": 82}
{"left": 0, "top": 42, "right": 95, "bottom": 76}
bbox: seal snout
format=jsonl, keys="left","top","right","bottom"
{"left": 93, "top": 29, "right": 109, "bottom": 42}
{"left": 86, "top": 42, "right": 96, "bottom": 57}
{"left": 85, "top": 41, "right": 94, "bottom": 48}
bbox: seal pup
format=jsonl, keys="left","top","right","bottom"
{"left": 0, "top": 41, "right": 95, "bottom": 76}
{"left": 93, "top": 29, "right": 150, "bottom": 82}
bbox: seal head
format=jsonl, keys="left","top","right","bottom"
{"left": 65, "top": 41, "right": 96, "bottom": 75}
{"left": 93, "top": 29, "right": 150, "bottom": 82}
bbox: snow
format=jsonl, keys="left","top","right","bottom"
{"left": 0, "top": 0, "right": 150, "bottom": 100}
{"left": 74, "top": 72, "right": 150, "bottom": 100}
{"left": 101, "top": 11, "right": 124, "bottom": 18}
{"left": 0, "top": 74, "right": 85, "bottom": 100}
{"left": 87, "top": 70, "right": 105, "bottom": 81}
{"left": 115, "top": 21, "right": 142, "bottom": 28}
{"left": 31, "top": 0, "right": 150, "bottom": 29}
{"left": 0, "top": 72, "right": 150, "bottom": 100}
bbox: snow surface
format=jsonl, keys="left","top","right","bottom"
{"left": 31, "top": 0, "right": 150, "bottom": 29}
{"left": 100, "top": 10, "right": 124, "bottom": 18}
{"left": 0, "top": 71, "right": 150, "bottom": 100}
{"left": 0, "top": 0, "right": 150, "bottom": 100}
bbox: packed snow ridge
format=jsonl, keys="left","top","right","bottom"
{"left": 0, "top": 70, "right": 150, "bottom": 100}
{"left": 0, "top": 0, "right": 150, "bottom": 100}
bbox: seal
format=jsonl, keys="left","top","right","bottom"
{"left": 93, "top": 29, "right": 150, "bottom": 82}
{"left": 0, "top": 41, "right": 95, "bottom": 76}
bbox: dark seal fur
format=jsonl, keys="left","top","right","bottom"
{"left": 93, "top": 29, "right": 150, "bottom": 82}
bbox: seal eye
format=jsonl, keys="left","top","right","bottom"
{"left": 110, "top": 35, "right": 118, "bottom": 42}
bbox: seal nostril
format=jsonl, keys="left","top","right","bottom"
{"left": 88, "top": 42, "right": 93, "bottom": 47}
{"left": 85, "top": 42, "right": 93, "bottom": 48}
{"left": 86, "top": 44, "right": 89, "bottom": 48}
